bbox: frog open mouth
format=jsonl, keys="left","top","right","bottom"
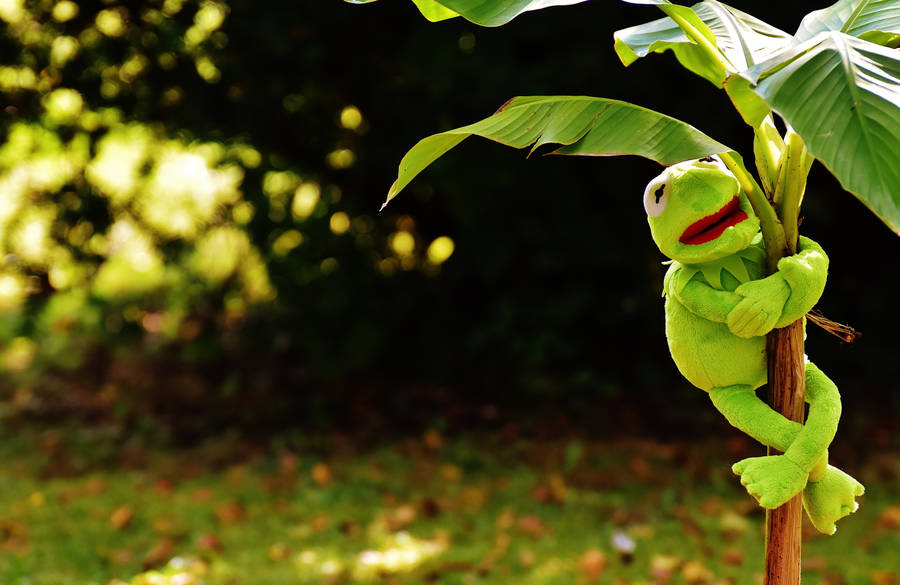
{"left": 679, "top": 196, "right": 748, "bottom": 245}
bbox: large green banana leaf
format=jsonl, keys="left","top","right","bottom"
{"left": 795, "top": 0, "right": 900, "bottom": 47}
{"left": 344, "top": 0, "right": 590, "bottom": 26}
{"left": 615, "top": 1, "right": 792, "bottom": 86}
{"left": 384, "top": 96, "right": 731, "bottom": 207}
{"left": 737, "top": 32, "right": 900, "bottom": 233}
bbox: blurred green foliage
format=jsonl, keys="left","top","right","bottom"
{"left": 0, "top": 0, "right": 457, "bottom": 417}
{"left": 0, "top": 0, "right": 897, "bottom": 433}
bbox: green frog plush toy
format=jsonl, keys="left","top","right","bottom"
{"left": 644, "top": 155, "right": 864, "bottom": 534}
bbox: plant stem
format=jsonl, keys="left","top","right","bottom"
{"left": 763, "top": 133, "right": 811, "bottom": 585}
{"left": 779, "top": 130, "right": 810, "bottom": 253}
{"left": 718, "top": 152, "right": 785, "bottom": 272}
{"left": 765, "top": 322, "right": 806, "bottom": 585}
{"left": 656, "top": 5, "right": 737, "bottom": 76}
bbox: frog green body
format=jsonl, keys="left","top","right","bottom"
{"left": 645, "top": 156, "right": 863, "bottom": 534}
{"left": 664, "top": 237, "right": 768, "bottom": 391}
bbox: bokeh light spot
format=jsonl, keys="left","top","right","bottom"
{"left": 272, "top": 230, "right": 303, "bottom": 256}
{"left": 95, "top": 9, "right": 127, "bottom": 38}
{"left": 326, "top": 148, "right": 355, "bottom": 170}
{"left": 390, "top": 231, "right": 415, "bottom": 256}
{"left": 50, "top": 36, "right": 79, "bottom": 67}
{"left": 232, "top": 201, "right": 254, "bottom": 224}
{"left": 320, "top": 258, "right": 338, "bottom": 274}
{"left": 43, "top": 88, "right": 84, "bottom": 125}
{"left": 339, "top": 106, "right": 363, "bottom": 130}
{"left": 329, "top": 212, "right": 350, "bottom": 235}
{"left": 0, "top": 0, "right": 25, "bottom": 24}
{"left": 195, "top": 57, "right": 221, "bottom": 82}
{"left": 426, "top": 236, "right": 455, "bottom": 264}
{"left": 292, "top": 183, "right": 321, "bottom": 221}
{"left": 458, "top": 32, "right": 476, "bottom": 53}
{"left": 51, "top": 0, "right": 78, "bottom": 22}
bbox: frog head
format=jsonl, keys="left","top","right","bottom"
{"left": 644, "top": 156, "right": 760, "bottom": 264}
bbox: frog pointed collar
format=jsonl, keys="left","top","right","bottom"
{"left": 645, "top": 156, "right": 760, "bottom": 265}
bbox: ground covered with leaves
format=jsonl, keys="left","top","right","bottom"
{"left": 0, "top": 424, "right": 897, "bottom": 585}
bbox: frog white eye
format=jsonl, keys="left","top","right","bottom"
{"left": 643, "top": 179, "right": 669, "bottom": 217}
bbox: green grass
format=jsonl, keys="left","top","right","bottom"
{"left": 0, "top": 425, "right": 896, "bottom": 585}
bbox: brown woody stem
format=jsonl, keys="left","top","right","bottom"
{"left": 763, "top": 131, "right": 809, "bottom": 585}
{"left": 764, "top": 321, "right": 806, "bottom": 584}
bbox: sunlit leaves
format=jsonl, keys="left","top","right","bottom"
{"left": 50, "top": 1, "right": 78, "bottom": 23}
{"left": 795, "top": 0, "right": 900, "bottom": 46}
{"left": 0, "top": 0, "right": 455, "bottom": 378}
{"left": 0, "top": 0, "right": 25, "bottom": 24}
{"left": 614, "top": 1, "right": 793, "bottom": 86}
{"left": 86, "top": 125, "right": 154, "bottom": 205}
{"left": 291, "top": 183, "right": 321, "bottom": 220}
{"left": 191, "top": 227, "right": 274, "bottom": 302}
{"left": 410, "top": 0, "right": 458, "bottom": 22}
{"left": 349, "top": 0, "right": 591, "bottom": 26}
{"left": 736, "top": 32, "right": 900, "bottom": 232}
{"left": 386, "top": 95, "right": 731, "bottom": 206}
{"left": 140, "top": 149, "right": 243, "bottom": 240}
{"left": 42, "top": 88, "right": 84, "bottom": 125}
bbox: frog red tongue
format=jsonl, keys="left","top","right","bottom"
{"left": 679, "top": 196, "right": 748, "bottom": 245}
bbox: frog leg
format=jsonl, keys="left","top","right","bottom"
{"left": 707, "top": 384, "right": 800, "bottom": 453}
{"left": 709, "top": 363, "right": 863, "bottom": 530}
{"left": 799, "top": 363, "right": 864, "bottom": 534}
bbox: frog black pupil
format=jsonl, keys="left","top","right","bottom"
{"left": 654, "top": 185, "right": 665, "bottom": 204}
{"left": 700, "top": 155, "right": 715, "bottom": 163}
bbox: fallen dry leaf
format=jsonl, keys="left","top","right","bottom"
{"left": 110, "top": 505, "right": 133, "bottom": 530}
{"left": 495, "top": 509, "right": 515, "bottom": 531}
{"left": 214, "top": 501, "right": 246, "bottom": 524}
{"left": 650, "top": 554, "right": 680, "bottom": 579}
{"left": 579, "top": 549, "right": 608, "bottom": 580}
{"left": 151, "top": 516, "right": 179, "bottom": 537}
{"left": 722, "top": 547, "right": 744, "bottom": 567}
{"left": 339, "top": 520, "right": 360, "bottom": 536}
{"left": 423, "top": 428, "right": 443, "bottom": 450}
{"left": 191, "top": 487, "right": 214, "bottom": 503}
{"left": 388, "top": 504, "right": 417, "bottom": 531}
{"left": 802, "top": 556, "right": 827, "bottom": 572}
{"left": 879, "top": 506, "right": 900, "bottom": 530}
{"left": 142, "top": 538, "right": 175, "bottom": 570}
{"left": 196, "top": 532, "right": 223, "bottom": 552}
{"left": 279, "top": 452, "right": 298, "bottom": 474}
{"left": 682, "top": 559, "right": 715, "bottom": 584}
{"left": 268, "top": 543, "right": 290, "bottom": 561}
{"left": 85, "top": 477, "right": 107, "bottom": 496}
{"left": 870, "top": 572, "right": 899, "bottom": 585}
{"left": 311, "top": 514, "right": 330, "bottom": 533}
{"left": 105, "top": 549, "right": 134, "bottom": 565}
{"left": 311, "top": 463, "right": 332, "bottom": 486}
{"left": 517, "top": 515, "right": 545, "bottom": 539}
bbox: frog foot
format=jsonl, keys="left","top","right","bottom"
{"left": 732, "top": 454, "right": 808, "bottom": 509}
{"left": 802, "top": 465, "right": 865, "bottom": 535}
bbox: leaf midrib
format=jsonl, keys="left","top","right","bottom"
{"left": 840, "top": 0, "right": 874, "bottom": 34}
{"left": 831, "top": 32, "right": 888, "bottom": 202}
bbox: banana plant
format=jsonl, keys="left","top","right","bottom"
{"left": 349, "top": 0, "right": 900, "bottom": 581}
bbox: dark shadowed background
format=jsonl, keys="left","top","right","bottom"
{"left": 0, "top": 0, "right": 896, "bottom": 443}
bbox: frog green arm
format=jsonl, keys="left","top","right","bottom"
{"left": 667, "top": 265, "right": 741, "bottom": 323}
{"left": 774, "top": 235, "right": 828, "bottom": 327}
{"left": 727, "top": 236, "right": 827, "bottom": 337}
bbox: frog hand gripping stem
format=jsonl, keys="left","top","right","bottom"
{"left": 645, "top": 156, "right": 864, "bottom": 535}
